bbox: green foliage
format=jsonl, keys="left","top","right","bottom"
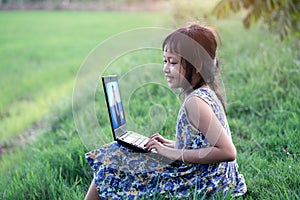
{"left": 213, "top": 0, "right": 300, "bottom": 39}
{"left": 169, "top": 0, "right": 220, "bottom": 25}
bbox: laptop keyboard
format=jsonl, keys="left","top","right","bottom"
{"left": 134, "top": 137, "right": 148, "bottom": 146}
{"left": 120, "top": 131, "right": 149, "bottom": 148}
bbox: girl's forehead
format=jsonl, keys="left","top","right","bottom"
{"left": 163, "top": 48, "right": 180, "bottom": 58}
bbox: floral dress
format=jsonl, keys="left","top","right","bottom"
{"left": 85, "top": 88, "right": 247, "bottom": 199}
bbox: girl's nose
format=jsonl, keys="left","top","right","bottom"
{"left": 163, "top": 64, "right": 170, "bottom": 73}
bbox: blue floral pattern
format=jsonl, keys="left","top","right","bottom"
{"left": 85, "top": 88, "right": 247, "bottom": 199}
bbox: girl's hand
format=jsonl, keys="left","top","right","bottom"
{"left": 149, "top": 133, "right": 175, "bottom": 148}
{"left": 145, "top": 137, "right": 181, "bottom": 161}
{"left": 144, "top": 138, "right": 168, "bottom": 155}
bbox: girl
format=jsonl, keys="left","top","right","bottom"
{"left": 85, "top": 23, "right": 247, "bottom": 199}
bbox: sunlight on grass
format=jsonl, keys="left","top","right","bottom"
{"left": 0, "top": 80, "right": 73, "bottom": 140}
{"left": 0, "top": 11, "right": 167, "bottom": 141}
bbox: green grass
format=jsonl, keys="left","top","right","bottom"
{"left": 0, "top": 11, "right": 166, "bottom": 141}
{"left": 0, "top": 11, "right": 299, "bottom": 199}
{"left": 216, "top": 18, "right": 300, "bottom": 199}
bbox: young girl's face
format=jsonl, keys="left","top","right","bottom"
{"left": 163, "top": 49, "right": 186, "bottom": 89}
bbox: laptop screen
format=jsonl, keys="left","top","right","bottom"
{"left": 104, "top": 78, "right": 126, "bottom": 130}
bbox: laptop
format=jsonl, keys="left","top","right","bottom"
{"left": 102, "top": 75, "right": 151, "bottom": 153}
{"left": 102, "top": 75, "right": 181, "bottom": 166}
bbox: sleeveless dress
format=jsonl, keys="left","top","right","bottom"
{"left": 85, "top": 88, "right": 247, "bottom": 199}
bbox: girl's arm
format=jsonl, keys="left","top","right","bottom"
{"left": 146, "top": 96, "right": 236, "bottom": 164}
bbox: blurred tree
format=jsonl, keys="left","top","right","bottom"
{"left": 213, "top": 0, "right": 300, "bottom": 39}
{"left": 169, "top": 0, "right": 219, "bottom": 25}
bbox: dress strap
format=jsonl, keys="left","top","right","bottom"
{"left": 184, "top": 88, "right": 213, "bottom": 107}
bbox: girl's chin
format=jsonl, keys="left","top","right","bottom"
{"left": 167, "top": 83, "right": 179, "bottom": 89}
{"left": 166, "top": 79, "right": 182, "bottom": 89}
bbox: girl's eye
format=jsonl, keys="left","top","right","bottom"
{"left": 163, "top": 59, "right": 178, "bottom": 65}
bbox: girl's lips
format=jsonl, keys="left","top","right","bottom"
{"left": 165, "top": 75, "right": 173, "bottom": 81}
{"left": 166, "top": 76, "right": 173, "bottom": 83}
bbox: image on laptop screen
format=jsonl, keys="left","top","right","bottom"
{"left": 105, "top": 81, "right": 125, "bottom": 129}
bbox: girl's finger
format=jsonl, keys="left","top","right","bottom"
{"left": 145, "top": 139, "right": 156, "bottom": 149}
{"left": 150, "top": 133, "right": 159, "bottom": 139}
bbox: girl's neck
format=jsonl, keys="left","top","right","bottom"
{"left": 183, "top": 84, "right": 209, "bottom": 97}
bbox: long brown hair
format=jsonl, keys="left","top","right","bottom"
{"left": 162, "top": 23, "right": 226, "bottom": 110}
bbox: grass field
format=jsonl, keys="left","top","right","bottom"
{"left": 0, "top": 10, "right": 299, "bottom": 199}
